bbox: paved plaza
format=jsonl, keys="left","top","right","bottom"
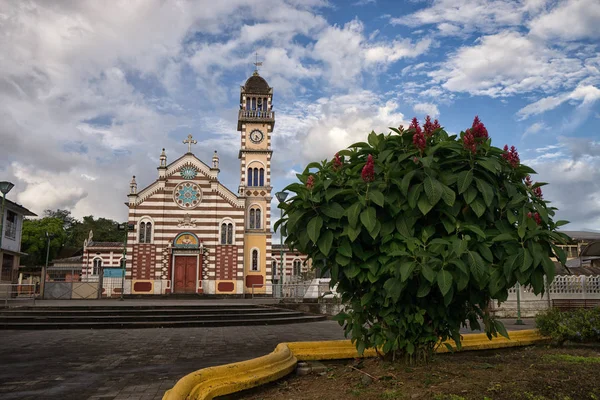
{"left": 0, "top": 299, "right": 536, "bottom": 400}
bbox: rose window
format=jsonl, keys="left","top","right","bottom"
{"left": 173, "top": 182, "right": 201, "bottom": 209}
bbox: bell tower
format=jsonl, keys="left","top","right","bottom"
{"left": 238, "top": 68, "right": 274, "bottom": 293}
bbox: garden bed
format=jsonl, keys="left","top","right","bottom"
{"left": 236, "top": 345, "right": 600, "bottom": 400}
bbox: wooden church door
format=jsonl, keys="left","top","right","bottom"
{"left": 173, "top": 256, "right": 197, "bottom": 293}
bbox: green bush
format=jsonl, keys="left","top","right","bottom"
{"left": 536, "top": 307, "right": 600, "bottom": 344}
{"left": 276, "top": 116, "right": 569, "bottom": 363}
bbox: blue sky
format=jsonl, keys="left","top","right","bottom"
{"left": 1, "top": 0, "right": 599, "bottom": 230}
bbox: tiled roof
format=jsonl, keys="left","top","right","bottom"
{"left": 87, "top": 241, "right": 123, "bottom": 248}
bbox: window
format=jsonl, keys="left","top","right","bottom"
{"left": 249, "top": 206, "right": 261, "bottom": 229}
{"left": 92, "top": 258, "right": 102, "bottom": 275}
{"left": 247, "top": 168, "right": 253, "bottom": 186}
{"left": 220, "top": 222, "right": 234, "bottom": 245}
{"left": 259, "top": 168, "right": 264, "bottom": 186}
{"left": 251, "top": 249, "right": 259, "bottom": 271}
{"left": 249, "top": 209, "right": 255, "bottom": 229}
{"left": 1, "top": 254, "right": 14, "bottom": 282}
{"left": 139, "top": 221, "right": 152, "bottom": 243}
{"left": 255, "top": 208, "right": 261, "bottom": 229}
{"left": 4, "top": 210, "right": 16, "bottom": 240}
{"left": 253, "top": 168, "right": 258, "bottom": 186}
{"left": 293, "top": 260, "right": 302, "bottom": 276}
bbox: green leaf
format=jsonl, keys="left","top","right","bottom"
{"left": 335, "top": 253, "right": 351, "bottom": 266}
{"left": 408, "top": 183, "right": 423, "bottom": 209}
{"left": 383, "top": 278, "right": 404, "bottom": 302}
{"left": 421, "top": 263, "right": 437, "bottom": 283}
{"left": 347, "top": 225, "right": 361, "bottom": 242}
{"left": 369, "top": 190, "right": 385, "bottom": 207}
{"left": 464, "top": 186, "right": 478, "bottom": 204}
{"left": 400, "top": 262, "right": 415, "bottom": 282}
{"left": 477, "top": 158, "right": 499, "bottom": 175}
{"left": 441, "top": 184, "right": 456, "bottom": 207}
{"left": 321, "top": 203, "right": 346, "bottom": 219}
{"left": 325, "top": 188, "right": 343, "bottom": 201}
{"left": 307, "top": 216, "right": 323, "bottom": 243}
{"left": 437, "top": 269, "right": 453, "bottom": 296}
{"left": 462, "top": 224, "right": 486, "bottom": 239}
{"left": 492, "top": 233, "right": 515, "bottom": 242}
{"left": 338, "top": 239, "right": 352, "bottom": 258}
{"left": 503, "top": 251, "right": 522, "bottom": 279}
{"left": 424, "top": 177, "right": 442, "bottom": 206}
{"left": 542, "top": 256, "right": 556, "bottom": 284}
{"left": 555, "top": 220, "right": 569, "bottom": 227}
{"left": 401, "top": 170, "right": 417, "bottom": 196}
{"left": 287, "top": 210, "right": 306, "bottom": 231}
{"left": 368, "top": 220, "right": 381, "bottom": 239}
{"left": 475, "top": 178, "right": 495, "bottom": 207}
{"left": 344, "top": 264, "right": 361, "bottom": 278}
{"left": 457, "top": 170, "right": 474, "bottom": 194}
{"left": 441, "top": 217, "right": 455, "bottom": 234}
{"left": 347, "top": 203, "right": 362, "bottom": 227}
{"left": 470, "top": 198, "right": 486, "bottom": 218}
{"left": 466, "top": 251, "right": 488, "bottom": 289}
{"left": 451, "top": 238, "right": 467, "bottom": 256}
{"left": 418, "top": 193, "right": 434, "bottom": 215}
{"left": 494, "top": 320, "right": 510, "bottom": 339}
{"left": 520, "top": 248, "right": 532, "bottom": 272}
{"left": 360, "top": 207, "right": 377, "bottom": 232}
{"left": 417, "top": 281, "right": 431, "bottom": 297}
{"left": 477, "top": 243, "right": 494, "bottom": 263}
{"left": 396, "top": 216, "right": 414, "bottom": 237}
{"left": 318, "top": 230, "right": 334, "bottom": 256}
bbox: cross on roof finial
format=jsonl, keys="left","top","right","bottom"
{"left": 183, "top": 134, "right": 197, "bottom": 153}
{"left": 253, "top": 52, "right": 263, "bottom": 72}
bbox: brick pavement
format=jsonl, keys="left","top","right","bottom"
{"left": 0, "top": 312, "right": 536, "bottom": 400}
{"left": 0, "top": 321, "right": 346, "bottom": 400}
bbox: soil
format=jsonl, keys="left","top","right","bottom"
{"left": 235, "top": 345, "right": 600, "bottom": 400}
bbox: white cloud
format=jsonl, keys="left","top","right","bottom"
{"left": 529, "top": 0, "right": 600, "bottom": 41}
{"left": 429, "top": 31, "right": 588, "bottom": 97}
{"left": 517, "top": 85, "right": 600, "bottom": 119}
{"left": 413, "top": 103, "right": 440, "bottom": 118}
{"left": 522, "top": 121, "right": 548, "bottom": 137}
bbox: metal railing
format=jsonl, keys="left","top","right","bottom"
{"left": 0, "top": 284, "right": 38, "bottom": 307}
{"left": 238, "top": 110, "right": 275, "bottom": 119}
{"left": 251, "top": 282, "right": 334, "bottom": 302}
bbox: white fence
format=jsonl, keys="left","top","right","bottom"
{"left": 492, "top": 275, "right": 600, "bottom": 317}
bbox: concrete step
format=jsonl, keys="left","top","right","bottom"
{"left": 0, "top": 307, "right": 277, "bottom": 316}
{"left": 0, "top": 311, "right": 304, "bottom": 323}
{"left": 0, "top": 315, "right": 327, "bottom": 330}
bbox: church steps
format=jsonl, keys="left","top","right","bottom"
{"left": 0, "top": 305, "right": 327, "bottom": 329}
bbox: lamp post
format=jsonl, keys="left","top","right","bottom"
{"left": 118, "top": 223, "right": 134, "bottom": 301}
{"left": 275, "top": 191, "right": 288, "bottom": 297}
{"left": 0, "top": 181, "right": 15, "bottom": 255}
{"left": 42, "top": 232, "right": 55, "bottom": 298}
{"left": 515, "top": 282, "right": 524, "bottom": 325}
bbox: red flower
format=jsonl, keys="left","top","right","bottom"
{"left": 502, "top": 145, "right": 520, "bottom": 168}
{"left": 524, "top": 175, "right": 533, "bottom": 187}
{"left": 413, "top": 156, "right": 419, "bottom": 164}
{"left": 463, "top": 131, "right": 477, "bottom": 154}
{"left": 527, "top": 212, "right": 533, "bottom": 219}
{"left": 306, "top": 175, "right": 314, "bottom": 190}
{"left": 333, "top": 152, "right": 343, "bottom": 171}
{"left": 423, "top": 115, "right": 435, "bottom": 137}
{"left": 470, "top": 116, "right": 488, "bottom": 140}
{"left": 534, "top": 212, "right": 542, "bottom": 225}
{"left": 433, "top": 119, "right": 441, "bottom": 130}
{"left": 397, "top": 125, "right": 404, "bottom": 133}
{"left": 410, "top": 117, "right": 427, "bottom": 151}
{"left": 533, "top": 186, "right": 543, "bottom": 199}
{"left": 409, "top": 117, "right": 422, "bottom": 135}
{"left": 361, "top": 154, "right": 375, "bottom": 183}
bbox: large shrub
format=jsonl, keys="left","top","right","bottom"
{"left": 536, "top": 307, "right": 600, "bottom": 345}
{"left": 275, "top": 116, "right": 569, "bottom": 362}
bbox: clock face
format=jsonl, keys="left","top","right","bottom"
{"left": 249, "top": 130, "right": 264, "bottom": 144}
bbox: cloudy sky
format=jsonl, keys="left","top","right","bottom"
{"left": 1, "top": 0, "right": 599, "bottom": 230}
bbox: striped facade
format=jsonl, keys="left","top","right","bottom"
{"left": 119, "top": 71, "right": 277, "bottom": 296}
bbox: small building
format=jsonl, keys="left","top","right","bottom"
{"left": 555, "top": 230, "right": 600, "bottom": 259}
{"left": 1, "top": 196, "right": 36, "bottom": 285}
{"left": 271, "top": 244, "right": 314, "bottom": 283}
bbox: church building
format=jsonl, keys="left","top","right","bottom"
{"left": 123, "top": 71, "right": 275, "bottom": 296}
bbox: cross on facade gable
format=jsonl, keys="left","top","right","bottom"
{"left": 183, "top": 134, "right": 197, "bottom": 153}
{"left": 253, "top": 52, "right": 262, "bottom": 71}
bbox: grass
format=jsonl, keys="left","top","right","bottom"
{"left": 542, "top": 354, "right": 600, "bottom": 364}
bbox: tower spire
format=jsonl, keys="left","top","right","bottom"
{"left": 253, "top": 52, "right": 262, "bottom": 74}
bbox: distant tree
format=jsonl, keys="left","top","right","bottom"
{"left": 43, "top": 209, "right": 76, "bottom": 231}
{"left": 68, "top": 215, "right": 125, "bottom": 248}
{"left": 20, "top": 217, "right": 66, "bottom": 266}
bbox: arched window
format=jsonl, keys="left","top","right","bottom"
{"left": 255, "top": 208, "right": 261, "bottom": 229}
{"left": 263, "top": 98, "right": 268, "bottom": 111}
{"left": 247, "top": 168, "right": 253, "bottom": 186}
{"left": 92, "top": 258, "right": 102, "bottom": 275}
{"left": 221, "top": 223, "right": 227, "bottom": 244}
{"left": 145, "top": 222, "right": 152, "bottom": 243}
{"left": 249, "top": 209, "right": 256, "bottom": 229}
{"left": 293, "top": 260, "right": 302, "bottom": 276}
{"left": 252, "top": 249, "right": 259, "bottom": 271}
{"left": 227, "top": 223, "right": 233, "bottom": 244}
{"left": 259, "top": 168, "right": 264, "bottom": 186}
{"left": 139, "top": 222, "right": 146, "bottom": 243}
{"left": 253, "top": 168, "right": 258, "bottom": 186}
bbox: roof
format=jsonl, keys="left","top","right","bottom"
{"left": 0, "top": 195, "right": 37, "bottom": 217}
{"left": 559, "top": 230, "right": 600, "bottom": 241}
{"left": 52, "top": 255, "right": 83, "bottom": 264}
{"left": 87, "top": 241, "right": 123, "bottom": 248}
{"left": 243, "top": 72, "right": 271, "bottom": 94}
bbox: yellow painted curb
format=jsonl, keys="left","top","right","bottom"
{"left": 163, "top": 329, "right": 547, "bottom": 400}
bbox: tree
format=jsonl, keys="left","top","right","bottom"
{"left": 20, "top": 217, "right": 67, "bottom": 266}
{"left": 276, "top": 116, "right": 569, "bottom": 363}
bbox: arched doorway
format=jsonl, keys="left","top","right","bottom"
{"left": 171, "top": 232, "right": 201, "bottom": 294}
